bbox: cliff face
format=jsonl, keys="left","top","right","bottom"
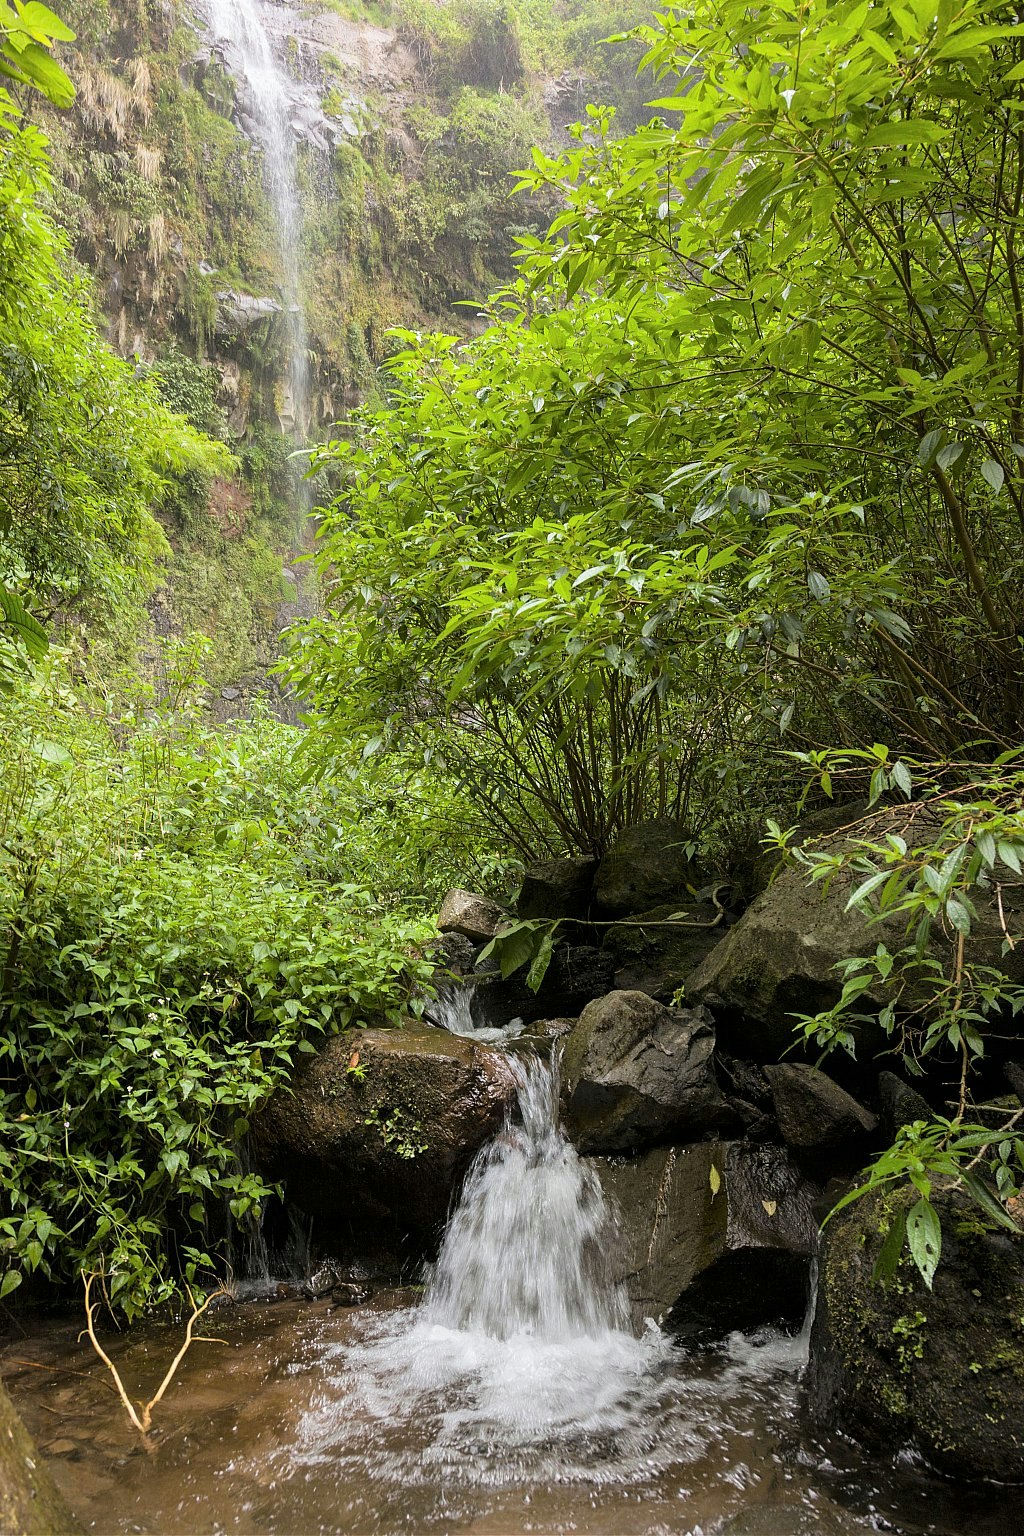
{"left": 41, "top": 0, "right": 652, "bottom": 697}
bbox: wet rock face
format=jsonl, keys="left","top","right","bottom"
{"left": 594, "top": 818, "right": 698, "bottom": 919}
{"left": 562, "top": 991, "right": 731, "bottom": 1154}
{"left": 594, "top": 1140, "right": 819, "bottom": 1336}
{"left": 474, "top": 942, "right": 615, "bottom": 1029}
{"left": 600, "top": 901, "right": 726, "bottom": 1003}
{"left": 252, "top": 1024, "right": 517, "bottom": 1259}
{"left": 516, "top": 856, "right": 597, "bottom": 921}
{"left": 806, "top": 1184, "right": 1024, "bottom": 1482}
{"left": 764, "top": 1064, "right": 877, "bottom": 1155}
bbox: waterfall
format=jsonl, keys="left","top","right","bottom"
{"left": 301, "top": 1051, "right": 669, "bottom": 1453}
{"left": 204, "top": 0, "right": 310, "bottom": 449}
{"left": 423, "top": 1053, "right": 628, "bottom": 1339}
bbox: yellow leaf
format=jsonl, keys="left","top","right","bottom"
{"left": 709, "top": 1164, "right": 721, "bottom": 1197}
{"left": 762, "top": 1199, "right": 777, "bottom": 1217}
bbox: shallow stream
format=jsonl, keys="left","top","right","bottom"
{"left": 4, "top": 1054, "right": 1023, "bottom": 1534}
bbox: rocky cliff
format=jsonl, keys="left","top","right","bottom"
{"left": 41, "top": 0, "right": 655, "bottom": 699}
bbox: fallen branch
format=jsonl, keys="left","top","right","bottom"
{"left": 80, "top": 1271, "right": 227, "bottom": 1437}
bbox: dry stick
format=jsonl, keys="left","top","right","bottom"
{"left": 81, "top": 1272, "right": 227, "bottom": 1438}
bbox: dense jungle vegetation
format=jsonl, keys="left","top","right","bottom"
{"left": 4, "top": 0, "right": 1024, "bottom": 1313}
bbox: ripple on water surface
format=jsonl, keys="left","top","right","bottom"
{"left": 3, "top": 1294, "right": 1023, "bottom": 1535}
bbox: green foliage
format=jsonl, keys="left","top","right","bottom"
{"left": 149, "top": 347, "right": 225, "bottom": 438}
{"left": 294, "top": 0, "right": 1024, "bottom": 870}
{"left": 363, "top": 1104, "right": 428, "bottom": 1159}
{"left": 776, "top": 756, "right": 1024, "bottom": 1283}
{"left": 0, "top": 645, "right": 458, "bottom": 1317}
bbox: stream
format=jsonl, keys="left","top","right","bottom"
{"left": 4, "top": 1052, "right": 1023, "bottom": 1534}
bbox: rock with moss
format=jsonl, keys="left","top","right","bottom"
{"left": 688, "top": 814, "right": 1024, "bottom": 1061}
{"left": 806, "top": 1183, "right": 1024, "bottom": 1480}
{"left": 252, "top": 1023, "right": 517, "bottom": 1258}
{"left": 0, "top": 1380, "right": 83, "bottom": 1535}
{"left": 594, "top": 818, "right": 699, "bottom": 918}
{"left": 600, "top": 900, "right": 728, "bottom": 1003}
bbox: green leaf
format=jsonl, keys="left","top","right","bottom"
{"left": 980, "top": 458, "right": 1005, "bottom": 493}
{"left": 873, "top": 1209, "right": 908, "bottom": 1285}
{"left": 526, "top": 928, "right": 556, "bottom": 993}
{"left": 906, "top": 1197, "right": 942, "bottom": 1288}
{"left": 0, "top": 1270, "right": 22, "bottom": 1299}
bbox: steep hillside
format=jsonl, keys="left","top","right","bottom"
{"left": 36, "top": 0, "right": 656, "bottom": 699}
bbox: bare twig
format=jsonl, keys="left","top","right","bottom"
{"left": 80, "top": 1271, "right": 227, "bottom": 1437}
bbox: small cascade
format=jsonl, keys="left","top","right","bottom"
{"left": 423, "top": 1052, "right": 628, "bottom": 1339}
{"left": 204, "top": 0, "right": 310, "bottom": 455}
{"left": 426, "top": 980, "right": 526, "bottom": 1044}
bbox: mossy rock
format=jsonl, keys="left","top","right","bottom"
{"left": 0, "top": 1381, "right": 83, "bottom": 1535}
{"left": 806, "top": 1183, "right": 1024, "bottom": 1481}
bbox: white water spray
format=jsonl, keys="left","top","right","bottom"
{"left": 424, "top": 1053, "right": 628, "bottom": 1340}
{"left": 204, "top": 0, "right": 310, "bottom": 444}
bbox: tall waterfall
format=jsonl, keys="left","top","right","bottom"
{"left": 204, "top": 0, "right": 310, "bottom": 447}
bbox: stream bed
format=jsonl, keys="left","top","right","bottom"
{"left": 3, "top": 1292, "right": 1023, "bottom": 1536}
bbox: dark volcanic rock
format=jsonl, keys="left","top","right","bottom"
{"left": 474, "top": 941, "right": 615, "bottom": 1028}
{"left": 688, "top": 812, "right": 1024, "bottom": 1062}
{"left": 877, "top": 1071, "right": 933, "bottom": 1143}
{"left": 807, "top": 1183, "right": 1024, "bottom": 1481}
{"left": 595, "top": 818, "right": 698, "bottom": 919}
{"left": 252, "top": 1023, "right": 517, "bottom": 1257}
{"left": 562, "top": 990, "right": 730, "bottom": 1153}
{"left": 600, "top": 901, "right": 726, "bottom": 1002}
{"left": 764, "top": 1063, "right": 877, "bottom": 1154}
{"left": 517, "top": 856, "right": 597, "bottom": 920}
{"left": 595, "top": 1140, "right": 819, "bottom": 1334}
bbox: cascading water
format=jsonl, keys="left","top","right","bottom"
{"left": 204, "top": 0, "right": 310, "bottom": 453}
{"left": 423, "top": 1053, "right": 628, "bottom": 1342}
{"left": 298, "top": 1050, "right": 673, "bottom": 1463}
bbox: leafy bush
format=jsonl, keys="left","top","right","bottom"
{"left": 0, "top": 644, "right": 490, "bottom": 1317}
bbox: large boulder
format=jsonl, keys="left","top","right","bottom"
{"left": 806, "top": 1183, "right": 1024, "bottom": 1481}
{"left": 516, "top": 856, "right": 597, "bottom": 921}
{"left": 764, "top": 1063, "right": 877, "bottom": 1156}
{"left": 561, "top": 990, "right": 731, "bottom": 1153}
{"left": 595, "top": 1140, "right": 819, "bottom": 1335}
{"left": 688, "top": 814, "right": 1024, "bottom": 1062}
{"left": 595, "top": 818, "right": 698, "bottom": 918}
{"left": 0, "top": 1380, "right": 83, "bottom": 1535}
{"left": 600, "top": 900, "right": 727, "bottom": 1003}
{"left": 252, "top": 1024, "right": 517, "bottom": 1257}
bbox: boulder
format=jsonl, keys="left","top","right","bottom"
{"left": 688, "top": 814, "right": 1024, "bottom": 1062}
{"left": 516, "top": 856, "right": 597, "bottom": 921}
{"left": 594, "top": 818, "right": 697, "bottom": 918}
{"left": 215, "top": 290, "right": 282, "bottom": 332}
{"left": 562, "top": 990, "right": 731, "bottom": 1153}
{"left": 806, "top": 1183, "right": 1024, "bottom": 1481}
{"left": 600, "top": 900, "right": 726, "bottom": 1002}
{"left": 437, "top": 888, "right": 507, "bottom": 942}
{"left": 764, "top": 1063, "right": 877, "bottom": 1155}
{"left": 877, "top": 1070, "right": 933, "bottom": 1143}
{"left": 0, "top": 1380, "right": 83, "bottom": 1535}
{"left": 595, "top": 1140, "right": 819, "bottom": 1335}
{"left": 252, "top": 1024, "right": 517, "bottom": 1257}
{"left": 473, "top": 941, "right": 615, "bottom": 1028}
